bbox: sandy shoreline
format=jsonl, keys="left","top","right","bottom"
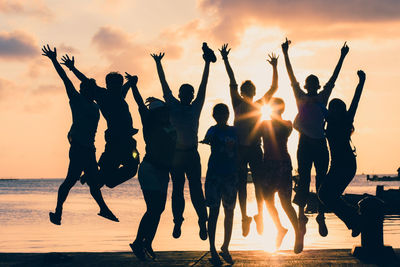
{"left": 1, "top": 249, "right": 399, "bottom": 266}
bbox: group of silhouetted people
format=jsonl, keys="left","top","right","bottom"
{"left": 43, "top": 36, "right": 366, "bottom": 265}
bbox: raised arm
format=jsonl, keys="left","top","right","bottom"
{"left": 121, "top": 81, "right": 131, "bottom": 99}
{"left": 219, "top": 43, "right": 241, "bottom": 106}
{"left": 42, "top": 45, "right": 78, "bottom": 99}
{"left": 256, "top": 53, "right": 278, "bottom": 104}
{"left": 61, "top": 54, "right": 89, "bottom": 82}
{"left": 320, "top": 42, "right": 350, "bottom": 102}
{"left": 281, "top": 38, "right": 304, "bottom": 99}
{"left": 151, "top": 53, "right": 178, "bottom": 104}
{"left": 348, "top": 70, "right": 366, "bottom": 121}
{"left": 125, "top": 73, "right": 146, "bottom": 111}
{"left": 192, "top": 58, "right": 211, "bottom": 108}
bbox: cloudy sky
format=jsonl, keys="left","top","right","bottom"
{"left": 1, "top": 0, "right": 399, "bottom": 178}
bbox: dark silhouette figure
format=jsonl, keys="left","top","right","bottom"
{"left": 220, "top": 44, "right": 278, "bottom": 236}
{"left": 200, "top": 103, "right": 238, "bottom": 265}
{"left": 42, "top": 45, "right": 117, "bottom": 224}
{"left": 151, "top": 44, "right": 214, "bottom": 240}
{"left": 127, "top": 74, "right": 177, "bottom": 261}
{"left": 260, "top": 97, "right": 304, "bottom": 253}
{"left": 318, "top": 70, "right": 366, "bottom": 237}
{"left": 61, "top": 55, "right": 140, "bottom": 200}
{"left": 281, "top": 38, "right": 349, "bottom": 237}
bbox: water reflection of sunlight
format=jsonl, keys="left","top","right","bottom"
{"left": 245, "top": 192, "right": 297, "bottom": 253}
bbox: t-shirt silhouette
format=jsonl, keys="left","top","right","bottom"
{"left": 202, "top": 125, "right": 238, "bottom": 176}
{"left": 68, "top": 93, "right": 99, "bottom": 148}
{"left": 164, "top": 91, "right": 203, "bottom": 149}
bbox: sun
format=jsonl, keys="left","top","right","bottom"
{"left": 260, "top": 104, "right": 273, "bottom": 121}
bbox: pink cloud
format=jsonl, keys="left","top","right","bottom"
{"left": 0, "top": 0, "right": 53, "bottom": 20}
{"left": 0, "top": 30, "right": 38, "bottom": 60}
{"left": 198, "top": 0, "right": 400, "bottom": 44}
{"left": 89, "top": 26, "right": 184, "bottom": 86}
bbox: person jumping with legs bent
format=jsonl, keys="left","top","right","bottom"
{"left": 42, "top": 45, "right": 117, "bottom": 225}
{"left": 281, "top": 38, "right": 349, "bottom": 237}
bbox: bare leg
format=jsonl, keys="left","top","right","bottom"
{"left": 264, "top": 193, "right": 287, "bottom": 248}
{"left": 55, "top": 176, "right": 78, "bottom": 216}
{"left": 279, "top": 191, "right": 303, "bottom": 253}
{"left": 207, "top": 207, "right": 221, "bottom": 263}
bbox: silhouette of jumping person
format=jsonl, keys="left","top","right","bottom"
{"left": 126, "top": 74, "right": 177, "bottom": 261}
{"left": 200, "top": 103, "right": 238, "bottom": 265}
{"left": 318, "top": 70, "right": 366, "bottom": 237}
{"left": 281, "top": 38, "right": 349, "bottom": 237}
{"left": 260, "top": 97, "right": 304, "bottom": 253}
{"left": 42, "top": 45, "right": 117, "bottom": 225}
{"left": 220, "top": 44, "right": 278, "bottom": 236}
{"left": 151, "top": 44, "right": 215, "bottom": 240}
{"left": 61, "top": 55, "right": 140, "bottom": 209}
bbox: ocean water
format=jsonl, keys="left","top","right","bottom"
{"left": 0, "top": 176, "right": 399, "bottom": 253}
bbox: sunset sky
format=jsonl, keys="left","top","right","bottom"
{"left": 0, "top": 0, "right": 399, "bottom": 178}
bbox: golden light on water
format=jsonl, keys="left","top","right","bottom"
{"left": 243, "top": 192, "right": 297, "bottom": 253}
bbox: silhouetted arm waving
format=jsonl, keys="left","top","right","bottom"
{"left": 61, "top": 54, "right": 89, "bottom": 83}
{"left": 256, "top": 53, "right": 278, "bottom": 104}
{"left": 42, "top": 45, "right": 78, "bottom": 99}
{"left": 125, "top": 73, "right": 146, "bottom": 112}
{"left": 348, "top": 70, "right": 366, "bottom": 121}
{"left": 151, "top": 53, "right": 178, "bottom": 104}
{"left": 220, "top": 44, "right": 241, "bottom": 107}
{"left": 192, "top": 58, "right": 211, "bottom": 108}
{"left": 281, "top": 38, "right": 305, "bottom": 100}
{"left": 320, "top": 42, "right": 349, "bottom": 104}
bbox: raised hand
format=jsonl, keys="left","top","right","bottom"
{"left": 145, "top": 96, "right": 163, "bottom": 105}
{"left": 125, "top": 72, "right": 138, "bottom": 87}
{"left": 341, "top": 41, "right": 349, "bottom": 57}
{"left": 219, "top": 43, "right": 231, "bottom": 59}
{"left": 267, "top": 53, "right": 278, "bottom": 67}
{"left": 41, "top": 44, "right": 57, "bottom": 60}
{"left": 61, "top": 54, "right": 75, "bottom": 70}
{"left": 357, "top": 70, "right": 366, "bottom": 81}
{"left": 151, "top": 52, "right": 165, "bottom": 62}
{"left": 281, "top": 38, "right": 291, "bottom": 54}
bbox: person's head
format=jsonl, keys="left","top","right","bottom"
{"left": 270, "top": 97, "right": 285, "bottom": 116}
{"left": 147, "top": 98, "right": 169, "bottom": 124}
{"left": 212, "top": 103, "right": 229, "bottom": 125}
{"left": 304, "top": 74, "right": 321, "bottom": 95}
{"left": 178, "top": 84, "right": 194, "bottom": 105}
{"left": 105, "top": 72, "right": 124, "bottom": 93}
{"left": 80, "top": 78, "right": 97, "bottom": 100}
{"left": 240, "top": 80, "right": 256, "bottom": 99}
{"left": 328, "top": 98, "right": 347, "bottom": 120}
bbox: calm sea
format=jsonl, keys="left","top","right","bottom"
{"left": 0, "top": 175, "right": 399, "bottom": 252}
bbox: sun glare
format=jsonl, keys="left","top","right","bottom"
{"left": 260, "top": 104, "right": 272, "bottom": 121}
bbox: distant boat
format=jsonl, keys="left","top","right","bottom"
{"left": 366, "top": 167, "right": 400, "bottom": 181}
{"left": 367, "top": 175, "right": 400, "bottom": 181}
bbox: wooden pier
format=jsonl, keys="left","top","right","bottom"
{"left": 1, "top": 249, "right": 399, "bottom": 266}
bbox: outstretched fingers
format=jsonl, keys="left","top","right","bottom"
{"left": 150, "top": 52, "right": 164, "bottom": 61}
{"left": 219, "top": 43, "right": 230, "bottom": 58}
{"left": 267, "top": 53, "right": 278, "bottom": 65}
{"left": 41, "top": 44, "right": 56, "bottom": 58}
